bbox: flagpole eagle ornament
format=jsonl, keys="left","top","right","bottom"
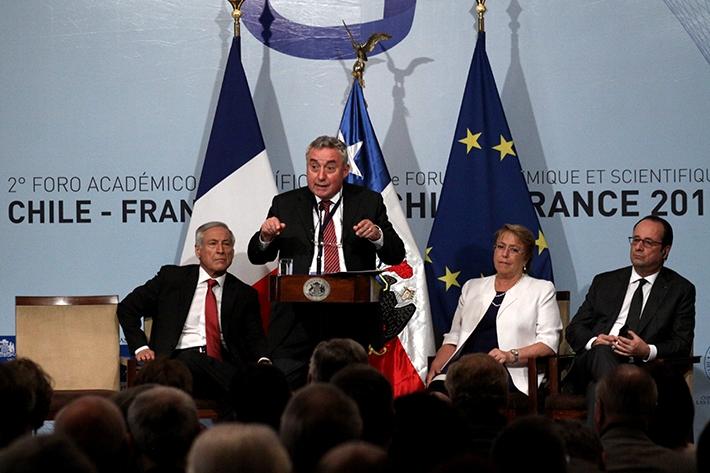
{"left": 476, "top": 0, "right": 486, "bottom": 32}
{"left": 342, "top": 21, "right": 391, "bottom": 88}
{"left": 228, "top": 0, "right": 246, "bottom": 37}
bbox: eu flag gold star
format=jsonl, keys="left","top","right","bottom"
{"left": 492, "top": 135, "right": 516, "bottom": 161}
{"left": 437, "top": 266, "right": 461, "bottom": 291}
{"left": 458, "top": 129, "right": 482, "bottom": 154}
{"left": 535, "top": 230, "right": 548, "bottom": 255}
{"left": 425, "top": 247, "right": 432, "bottom": 264}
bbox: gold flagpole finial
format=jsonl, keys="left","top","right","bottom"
{"left": 476, "top": 0, "right": 487, "bottom": 32}
{"left": 343, "top": 21, "right": 391, "bottom": 88}
{"left": 228, "top": 0, "right": 246, "bottom": 37}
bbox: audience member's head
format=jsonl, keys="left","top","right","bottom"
{"left": 4, "top": 358, "right": 53, "bottom": 432}
{"left": 227, "top": 362, "right": 291, "bottom": 430}
{"left": 554, "top": 419, "right": 605, "bottom": 472}
{"left": 127, "top": 386, "right": 200, "bottom": 471}
{"left": 0, "top": 362, "right": 33, "bottom": 448}
{"left": 331, "top": 364, "right": 394, "bottom": 447}
{"left": 54, "top": 395, "right": 129, "bottom": 473}
{"left": 134, "top": 356, "right": 193, "bottom": 394}
{"left": 491, "top": 416, "right": 567, "bottom": 473}
{"left": 280, "top": 383, "right": 362, "bottom": 473}
{"left": 0, "top": 434, "right": 96, "bottom": 473}
{"left": 316, "top": 441, "right": 389, "bottom": 473}
{"left": 187, "top": 423, "right": 291, "bottom": 473}
{"left": 389, "top": 391, "right": 468, "bottom": 473}
{"left": 647, "top": 362, "right": 694, "bottom": 450}
{"left": 307, "top": 338, "right": 368, "bottom": 383}
{"left": 595, "top": 364, "right": 657, "bottom": 432}
{"left": 445, "top": 353, "right": 508, "bottom": 412}
{"left": 111, "top": 383, "right": 158, "bottom": 422}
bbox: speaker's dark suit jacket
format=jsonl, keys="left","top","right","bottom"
{"left": 247, "top": 183, "right": 405, "bottom": 273}
{"left": 247, "top": 183, "right": 405, "bottom": 387}
{"left": 117, "top": 264, "right": 267, "bottom": 365}
{"left": 566, "top": 266, "right": 695, "bottom": 358}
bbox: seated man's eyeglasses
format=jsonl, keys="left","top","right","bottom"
{"left": 628, "top": 236, "right": 663, "bottom": 248}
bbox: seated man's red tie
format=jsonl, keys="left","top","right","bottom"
{"left": 205, "top": 279, "right": 222, "bottom": 360}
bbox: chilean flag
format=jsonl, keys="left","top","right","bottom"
{"left": 180, "top": 36, "right": 276, "bottom": 328}
{"left": 340, "top": 81, "right": 435, "bottom": 396}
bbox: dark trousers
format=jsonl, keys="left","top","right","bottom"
{"left": 569, "top": 345, "right": 631, "bottom": 425}
{"left": 171, "top": 348, "right": 242, "bottom": 401}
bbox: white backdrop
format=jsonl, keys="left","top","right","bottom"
{"left": 2, "top": 0, "right": 709, "bottom": 432}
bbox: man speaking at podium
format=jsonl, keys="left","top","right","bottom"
{"left": 248, "top": 135, "right": 405, "bottom": 386}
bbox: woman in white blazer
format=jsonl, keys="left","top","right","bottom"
{"left": 427, "top": 224, "right": 562, "bottom": 395}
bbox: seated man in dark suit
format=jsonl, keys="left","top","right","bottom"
{"left": 248, "top": 135, "right": 405, "bottom": 387}
{"left": 566, "top": 215, "right": 695, "bottom": 398}
{"left": 118, "top": 221, "right": 269, "bottom": 400}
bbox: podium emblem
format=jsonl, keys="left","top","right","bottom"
{"left": 303, "top": 277, "right": 331, "bottom": 302}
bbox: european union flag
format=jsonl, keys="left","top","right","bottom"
{"left": 425, "top": 31, "right": 553, "bottom": 338}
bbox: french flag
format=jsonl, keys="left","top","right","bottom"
{"left": 339, "top": 81, "right": 435, "bottom": 396}
{"left": 180, "top": 36, "right": 276, "bottom": 327}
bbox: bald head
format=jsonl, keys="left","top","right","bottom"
{"left": 187, "top": 423, "right": 291, "bottom": 473}
{"left": 595, "top": 364, "right": 658, "bottom": 430}
{"left": 316, "top": 441, "right": 389, "bottom": 473}
{"left": 54, "top": 395, "right": 127, "bottom": 471}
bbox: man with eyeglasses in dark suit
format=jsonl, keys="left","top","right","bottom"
{"left": 566, "top": 215, "right": 695, "bottom": 397}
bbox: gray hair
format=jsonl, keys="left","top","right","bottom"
{"left": 127, "top": 386, "right": 200, "bottom": 465}
{"left": 306, "top": 135, "right": 348, "bottom": 166}
{"left": 187, "top": 423, "right": 291, "bottom": 473}
{"left": 195, "top": 221, "right": 235, "bottom": 247}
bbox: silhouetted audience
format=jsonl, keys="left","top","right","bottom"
{"left": 307, "top": 338, "right": 368, "bottom": 383}
{"left": 331, "top": 364, "right": 394, "bottom": 447}
{"left": 127, "top": 386, "right": 201, "bottom": 473}
{"left": 389, "top": 391, "right": 469, "bottom": 473}
{"left": 594, "top": 364, "right": 695, "bottom": 473}
{"left": 316, "top": 441, "right": 389, "bottom": 473}
{"left": 4, "top": 358, "right": 53, "bottom": 433}
{"left": 492, "top": 416, "right": 567, "bottom": 473}
{"left": 226, "top": 362, "right": 291, "bottom": 429}
{"left": 187, "top": 423, "right": 291, "bottom": 473}
{"left": 54, "top": 395, "right": 130, "bottom": 473}
{"left": 0, "top": 434, "right": 96, "bottom": 473}
{"left": 280, "top": 383, "right": 362, "bottom": 473}
{"left": 0, "top": 362, "right": 33, "bottom": 448}
{"left": 444, "top": 353, "right": 508, "bottom": 458}
{"left": 553, "top": 419, "right": 605, "bottom": 473}
{"left": 111, "top": 383, "right": 158, "bottom": 423}
{"left": 647, "top": 362, "right": 695, "bottom": 454}
{"left": 134, "top": 357, "right": 194, "bottom": 394}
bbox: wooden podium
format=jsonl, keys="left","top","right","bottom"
{"left": 269, "top": 273, "right": 382, "bottom": 304}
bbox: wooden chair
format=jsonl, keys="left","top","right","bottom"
{"left": 15, "top": 295, "right": 120, "bottom": 418}
{"left": 506, "top": 291, "right": 571, "bottom": 418}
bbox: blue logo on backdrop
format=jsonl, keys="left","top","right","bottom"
{"left": 242, "top": 0, "right": 416, "bottom": 59}
{"left": 0, "top": 336, "right": 16, "bottom": 361}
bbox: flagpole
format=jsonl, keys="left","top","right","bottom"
{"left": 228, "top": 0, "right": 246, "bottom": 38}
{"left": 476, "top": 0, "right": 487, "bottom": 32}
